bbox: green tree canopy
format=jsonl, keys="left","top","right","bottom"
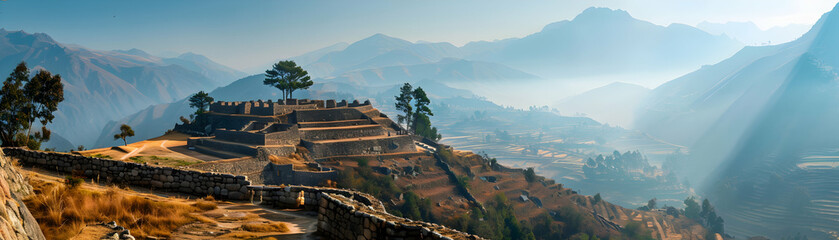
{"left": 411, "top": 86, "right": 433, "bottom": 128}
{"left": 0, "top": 62, "right": 29, "bottom": 146}
{"left": 524, "top": 167, "right": 536, "bottom": 182}
{"left": 0, "top": 62, "right": 65, "bottom": 149}
{"left": 188, "top": 91, "right": 214, "bottom": 115}
{"left": 264, "top": 60, "right": 312, "bottom": 100}
{"left": 113, "top": 124, "right": 135, "bottom": 146}
{"left": 395, "top": 83, "right": 413, "bottom": 130}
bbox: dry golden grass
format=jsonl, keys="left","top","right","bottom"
{"left": 242, "top": 222, "right": 290, "bottom": 232}
{"left": 221, "top": 232, "right": 262, "bottom": 239}
{"left": 217, "top": 213, "right": 260, "bottom": 221}
{"left": 25, "top": 181, "right": 199, "bottom": 239}
{"left": 192, "top": 214, "right": 217, "bottom": 225}
{"left": 191, "top": 199, "right": 218, "bottom": 211}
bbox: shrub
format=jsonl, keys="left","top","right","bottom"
{"left": 524, "top": 167, "right": 536, "bottom": 182}
{"left": 63, "top": 176, "right": 83, "bottom": 189}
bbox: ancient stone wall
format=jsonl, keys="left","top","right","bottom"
{"left": 2, "top": 148, "right": 251, "bottom": 200}
{"left": 256, "top": 146, "right": 296, "bottom": 159}
{"left": 317, "top": 193, "right": 482, "bottom": 240}
{"left": 264, "top": 125, "right": 301, "bottom": 145}
{"left": 187, "top": 137, "right": 258, "bottom": 156}
{"left": 213, "top": 124, "right": 300, "bottom": 146}
{"left": 299, "top": 125, "right": 385, "bottom": 141}
{"left": 206, "top": 112, "right": 279, "bottom": 131}
{"left": 261, "top": 163, "right": 337, "bottom": 186}
{"left": 302, "top": 135, "right": 415, "bottom": 159}
{"left": 291, "top": 108, "right": 369, "bottom": 123}
{"left": 214, "top": 129, "right": 268, "bottom": 145}
{"left": 247, "top": 184, "right": 483, "bottom": 240}
{"left": 209, "top": 100, "right": 318, "bottom": 116}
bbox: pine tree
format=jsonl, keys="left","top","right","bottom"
{"left": 395, "top": 83, "right": 413, "bottom": 130}
{"left": 264, "top": 60, "right": 312, "bottom": 100}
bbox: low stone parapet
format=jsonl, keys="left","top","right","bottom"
{"left": 247, "top": 185, "right": 484, "bottom": 239}
{"left": 2, "top": 148, "right": 251, "bottom": 200}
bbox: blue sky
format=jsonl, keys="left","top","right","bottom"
{"left": 1, "top": 0, "right": 836, "bottom": 72}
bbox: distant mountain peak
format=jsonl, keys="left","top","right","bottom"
{"left": 356, "top": 33, "right": 411, "bottom": 45}
{"left": 115, "top": 48, "right": 153, "bottom": 57}
{"left": 0, "top": 29, "right": 57, "bottom": 46}
{"left": 177, "top": 52, "right": 212, "bottom": 62}
{"left": 573, "top": 7, "right": 634, "bottom": 23}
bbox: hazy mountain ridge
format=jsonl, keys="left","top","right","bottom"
{"left": 462, "top": 7, "right": 744, "bottom": 78}
{"left": 697, "top": 21, "right": 811, "bottom": 46}
{"left": 322, "top": 58, "right": 537, "bottom": 87}
{"left": 635, "top": 3, "right": 839, "bottom": 238}
{"left": 0, "top": 29, "right": 244, "bottom": 148}
{"left": 304, "top": 34, "right": 465, "bottom": 77}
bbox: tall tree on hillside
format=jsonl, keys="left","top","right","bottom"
{"left": 394, "top": 83, "right": 414, "bottom": 130}
{"left": 264, "top": 60, "right": 313, "bottom": 100}
{"left": 0, "top": 62, "right": 29, "bottom": 147}
{"left": 113, "top": 124, "right": 135, "bottom": 146}
{"left": 0, "top": 62, "right": 65, "bottom": 149}
{"left": 23, "top": 69, "right": 64, "bottom": 146}
{"left": 188, "top": 91, "right": 214, "bottom": 115}
{"left": 393, "top": 83, "right": 442, "bottom": 140}
{"left": 411, "top": 87, "right": 434, "bottom": 129}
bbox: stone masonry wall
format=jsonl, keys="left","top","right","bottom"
{"left": 248, "top": 186, "right": 483, "bottom": 239}
{"left": 299, "top": 125, "right": 385, "bottom": 141}
{"left": 264, "top": 125, "right": 301, "bottom": 145}
{"left": 291, "top": 108, "right": 368, "bottom": 123}
{"left": 261, "top": 163, "right": 337, "bottom": 187}
{"left": 2, "top": 148, "right": 251, "bottom": 200}
{"left": 303, "top": 135, "right": 416, "bottom": 159}
{"left": 213, "top": 124, "right": 300, "bottom": 146}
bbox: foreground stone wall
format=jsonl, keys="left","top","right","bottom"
{"left": 318, "top": 193, "right": 483, "bottom": 240}
{"left": 0, "top": 149, "right": 45, "bottom": 240}
{"left": 248, "top": 186, "right": 483, "bottom": 239}
{"left": 2, "top": 148, "right": 251, "bottom": 200}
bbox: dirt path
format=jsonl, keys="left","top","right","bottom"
{"left": 119, "top": 144, "right": 146, "bottom": 160}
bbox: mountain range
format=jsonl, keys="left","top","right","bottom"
{"left": 465, "top": 7, "right": 744, "bottom": 79}
{"left": 697, "top": 21, "right": 811, "bottom": 46}
{"left": 0, "top": 29, "right": 245, "bottom": 148}
{"left": 635, "top": 3, "right": 839, "bottom": 238}
{"left": 296, "top": 7, "right": 744, "bottom": 81}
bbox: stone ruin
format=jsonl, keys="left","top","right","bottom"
{"left": 188, "top": 99, "right": 415, "bottom": 160}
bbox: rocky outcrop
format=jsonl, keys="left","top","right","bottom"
{"left": 0, "top": 149, "right": 45, "bottom": 240}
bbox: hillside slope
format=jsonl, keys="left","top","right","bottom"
{"left": 635, "top": 3, "right": 839, "bottom": 238}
